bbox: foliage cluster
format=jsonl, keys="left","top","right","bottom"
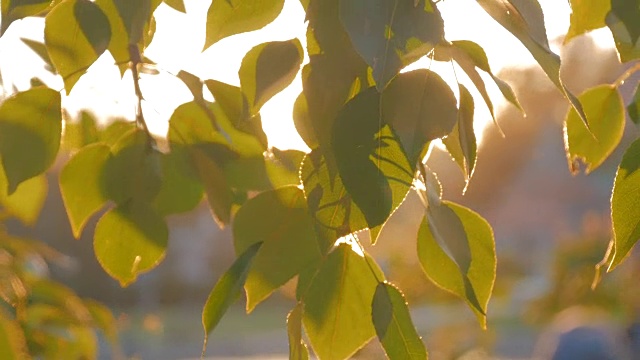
{"left": 0, "top": 0, "right": 640, "bottom": 358}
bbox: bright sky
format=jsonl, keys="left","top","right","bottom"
{"left": 0, "top": 0, "right": 614, "bottom": 152}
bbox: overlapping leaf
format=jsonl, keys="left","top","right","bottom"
{"left": 565, "top": 0, "right": 610, "bottom": 44}
{"left": 287, "top": 304, "right": 310, "bottom": 360}
{"left": 442, "top": 84, "right": 477, "bottom": 183}
{"left": 564, "top": 85, "right": 624, "bottom": 174}
{"left": 606, "top": 0, "right": 640, "bottom": 62}
{"left": 382, "top": 69, "right": 458, "bottom": 165}
{"left": 477, "top": 0, "right": 587, "bottom": 124}
{"left": 44, "top": 0, "right": 111, "bottom": 93}
{"left": 94, "top": 202, "right": 168, "bottom": 287}
{"left": 628, "top": 82, "right": 640, "bottom": 125}
{"left": 1, "top": 0, "right": 52, "bottom": 35}
{"left": 0, "top": 310, "right": 29, "bottom": 359}
{"left": 302, "top": 243, "right": 384, "bottom": 360}
{"left": 417, "top": 168, "right": 495, "bottom": 327}
{"left": 204, "top": 0, "right": 285, "bottom": 50}
{"left": 239, "top": 39, "right": 303, "bottom": 115}
{"left": 372, "top": 282, "right": 427, "bottom": 359}
{"left": 152, "top": 148, "right": 204, "bottom": 216}
{"left": 0, "top": 87, "right": 61, "bottom": 194}
{"left": 233, "top": 186, "right": 323, "bottom": 311}
{"left": 0, "top": 172, "right": 47, "bottom": 226}
{"left": 340, "top": 0, "right": 444, "bottom": 90}
{"left": 202, "top": 242, "right": 261, "bottom": 355}
{"left": 164, "top": 0, "right": 185, "bottom": 13}
{"left": 332, "top": 87, "right": 415, "bottom": 233}
{"left": 60, "top": 143, "right": 111, "bottom": 238}
{"left": 607, "top": 139, "right": 640, "bottom": 270}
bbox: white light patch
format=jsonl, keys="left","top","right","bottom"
{"left": 334, "top": 233, "right": 365, "bottom": 257}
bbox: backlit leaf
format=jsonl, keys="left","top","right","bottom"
{"left": 164, "top": 0, "right": 185, "bottom": 12}
{"left": 0, "top": 310, "right": 29, "bottom": 359}
{"left": 382, "top": 69, "right": 458, "bottom": 165}
{"left": 153, "top": 147, "right": 204, "bottom": 216}
{"left": 21, "top": 38, "right": 55, "bottom": 72}
{"left": 629, "top": 82, "right": 640, "bottom": 125}
{"left": 564, "top": 84, "right": 624, "bottom": 174}
{"left": 1, "top": 0, "right": 51, "bottom": 36}
{"left": 202, "top": 242, "right": 262, "bottom": 354}
{"left": 372, "top": 282, "right": 427, "bottom": 359}
{"left": 233, "top": 186, "right": 323, "bottom": 311}
{"left": 442, "top": 84, "right": 477, "bottom": 182}
{"left": 94, "top": 202, "right": 168, "bottom": 287}
{"left": 84, "top": 299, "right": 118, "bottom": 345}
{"left": 44, "top": 0, "right": 111, "bottom": 93}
{"left": 417, "top": 201, "right": 496, "bottom": 328}
{"left": 302, "top": 243, "right": 384, "bottom": 360}
{"left": 293, "top": 92, "right": 318, "bottom": 148}
{"left": 0, "top": 171, "right": 47, "bottom": 226}
{"left": 204, "top": 0, "right": 285, "bottom": 50}
{"left": 606, "top": 0, "right": 640, "bottom": 62}
{"left": 607, "top": 138, "right": 640, "bottom": 270}
{"left": 102, "top": 130, "right": 162, "bottom": 204}
{"left": 332, "top": 87, "right": 414, "bottom": 231}
{"left": 287, "top": 304, "right": 310, "bottom": 360}
{"left": 565, "top": 0, "right": 610, "bottom": 44}
{"left": 340, "top": 0, "right": 444, "bottom": 90}
{"left": 477, "top": 0, "right": 587, "bottom": 124}
{"left": 0, "top": 87, "right": 61, "bottom": 194}
{"left": 190, "top": 144, "right": 234, "bottom": 226}
{"left": 60, "top": 143, "right": 111, "bottom": 238}
{"left": 239, "top": 39, "right": 304, "bottom": 115}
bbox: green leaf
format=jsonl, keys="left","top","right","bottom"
{"left": 239, "top": 39, "right": 304, "bottom": 115}
{"left": 417, "top": 200, "right": 496, "bottom": 328}
{"left": 293, "top": 92, "right": 318, "bottom": 148}
{"left": 340, "top": 0, "right": 444, "bottom": 90}
{"left": 477, "top": 0, "right": 587, "bottom": 125}
{"left": 442, "top": 84, "right": 477, "bottom": 183}
{"left": 372, "top": 282, "right": 427, "bottom": 360}
{"left": 203, "top": 0, "right": 285, "bottom": 50}
{"left": 190, "top": 145, "right": 234, "bottom": 226}
{"left": 164, "top": 0, "right": 185, "bottom": 12}
{"left": 99, "top": 119, "right": 136, "bottom": 146}
{"left": 0, "top": 87, "right": 61, "bottom": 194}
{"left": 21, "top": 37, "right": 55, "bottom": 72}
{"left": 94, "top": 202, "right": 168, "bottom": 287}
{"left": 0, "top": 172, "right": 47, "bottom": 226}
{"left": 607, "top": 138, "right": 640, "bottom": 270}
{"left": 1, "top": 0, "right": 51, "bottom": 36}
{"left": 606, "top": 0, "right": 640, "bottom": 62}
{"left": 44, "top": 0, "right": 111, "bottom": 94}
{"left": 332, "top": 87, "right": 414, "bottom": 231}
{"left": 95, "top": 0, "right": 159, "bottom": 75}
{"left": 382, "top": 69, "right": 458, "bottom": 165}
{"left": 287, "top": 304, "right": 310, "bottom": 360}
{"left": 233, "top": 186, "right": 323, "bottom": 311}
{"left": 202, "top": 242, "right": 262, "bottom": 355}
{"left": 61, "top": 110, "right": 101, "bottom": 151}
{"left": 565, "top": 0, "right": 610, "bottom": 44}
{"left": 564, "top": 84, "right": 624, "bottom": 174}
{"left": 102, "top": 130, "right": 162, "bottom": 204}
{"left": 629, "top": 82, "right": 640, "bottom": 125}
{"left": 204, "top": 79, "right": 268, "bottom": 149}
{"left": 152, "top": 147, "right": 204, "bottom": 216}
{"left": 0, "top": 310, "right": 29, "bottom": 359}
{"left": 60, "top": 143, "right": 111, "bottom": 238}
{"left": 303, "top": 243, "right": 383, "bottom": 360}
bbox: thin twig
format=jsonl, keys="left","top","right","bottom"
{"left": 613, "top": 61, "right": 640, "bottom": 88}
{"left": 128, "top": 44, "right": 154, "bottom": 142}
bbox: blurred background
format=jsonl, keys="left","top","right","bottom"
{"left": 2, "top": 0, "right": 640, "bottom": 359}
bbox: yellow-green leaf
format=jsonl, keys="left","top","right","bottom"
{"left": 417, "top": 201, "right": 496, "bottom": 328}
{"left": 203, "top": 0, "right": 285, "bottom": 50}
{"left": 442, "top": 84, "right": 477, "bottom": 183}
{"left": 0, "top": 87, "right": 61, "bottom": 194}
{"left": 152, "top": 147, "right": 204, "bottom": 216}
{"left": 606, "top": 0, "right": 640, "bottom": 62}
{"left": 94, "top": 202, "right": 168, "bottom": 287}
{"left": 60, "top": 143, "right": 111, "bottom": 238}
{"left": 239, "top": 39, "right": 304, "bottom": 115}
{"left": 44, "top": 0, "right": 111, "bottom": 93}
{"left": 0, "top": 310, "right": 30, "bottom": 359}
{"left": 565, "top": 0, "right": 610, "bottom": 44}
{"left": 287, "top": 304, "right": 310, "bottom": 360}
{"left": 202, "top": 242, "right": 262, "bottom": 355}
{"left": 1, "top": 0, "right": 51, "bottom": 36}
{"left": 372, "top": 282, "right": 427, "bottom": 360}
{"left": 0, "top": 171, "right": 47, "bottom": 226}
{"left": 302, "top": 243, "right": 384, "bottom": 360}
{"left": 564, "top": 84, "right": 624, "bottom": 174}
{"left": 233, "top": 186, "right": 322, "bottom": 311}
{"left": 164, "top": 0, "right": 185, "bottom": 12}
{"left": 607, "top": 138, "right": 640, "bottom": 270}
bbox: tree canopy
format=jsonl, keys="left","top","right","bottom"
{"left": 1, "top": 0, "right": 640, "bottom": 359}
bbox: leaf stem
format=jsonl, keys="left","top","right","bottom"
{"left": 613, "top": 61, "right": 640, "bottom": 88}
{"left": 128, "top": 45, "right": 154, "bottom": 143}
